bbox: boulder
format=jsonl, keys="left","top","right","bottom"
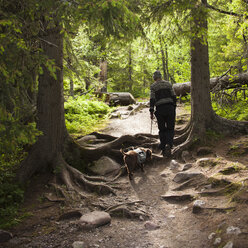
{"left": 144, "top": 221, "right": 160, "bottom": 230}
{"left": 192, "top": 200, "right": 206, "bottom": 214}
{"left": 89, "top": 156, "right": 121, "bottom": 176}
{"left": 79, "top": 211, "right": 111, "bottom": 229}
{"left": 182, "top": 163, "right": 193, "bottom": 171}
{"left": 173, "top": 171, "right": 204, "bottom": 183}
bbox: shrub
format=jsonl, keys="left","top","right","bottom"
{"left": 212, "top": 95, "right": 248, "bottom": 121}
{"left": 64, "top": 96, "right": 114, "bottom": 136}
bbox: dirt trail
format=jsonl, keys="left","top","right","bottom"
{"left": 2, "top": 104, "right": 248, "bottom": 248}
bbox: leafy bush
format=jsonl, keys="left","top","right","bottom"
{"left": 64, "top": 96, "right": 114, "bottom": 135}
{"left": 0, "top": 108, "right": 41, "bottom": 229}
{"left": 0, "top": 148, "right": 26, "bottom": 229}
{"left": 212, "top": 94, "right": 248, "bottom": 121}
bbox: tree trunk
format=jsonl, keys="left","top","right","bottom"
{"left": 17, "top": 23, "right": 64, "bottom": 182}
{"left": 128, "top": 44, "right": 133, "bottom": 92}
{"left": 159, "top": 36, "right": 167, "bottom": 80}
{"left": 190, "top": 12, "right": 212, "bottom": 135}
{"left": 99, "top": 59, "right": 108, "bottom": 92}
{"left": 70, "top": 79, "right": 74, "bottom": 97}
{"left": 173, "top": 0, "right": 248, "bottom": 156}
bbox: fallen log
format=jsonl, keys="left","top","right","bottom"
{"left": 172, "top": 72, "right": 248, "bottom": 98}
{"left": 94, "top": 91, "right": 136, "bottom": 106}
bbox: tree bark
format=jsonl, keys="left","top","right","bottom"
{"left": 159, "top": 36, "right": 168, "bottom": 80}
{"left": 173, "top": 0, "right": 248, "bottom": 157}
{"left": 17, "top": 22, "right": 64, "bottom": 182}
{"left": 128, "top": 44, "right": 133, "bottom": 92}
{"left": 99, "top": 59, "right": 108, "bottom": 92}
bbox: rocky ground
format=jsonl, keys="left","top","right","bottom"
{"left": 1, "top": 104, "right": 248, "bottom": 248}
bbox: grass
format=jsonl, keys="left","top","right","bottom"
{"left": 64, "top": 95, "right": 115, "bottom": 137}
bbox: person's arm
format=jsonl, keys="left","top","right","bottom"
{"left": 170, "top": 86, "right": 177, "bottom": 107}
{"left": 149, "top": 86, "right": 155, "bottom": 119}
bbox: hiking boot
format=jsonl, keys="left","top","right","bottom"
{"left": 162, "top": 145, "right": 171, "bottom": 158}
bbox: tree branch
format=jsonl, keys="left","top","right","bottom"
{"left": 204, "top": 3, "right": 242, "bottom": 18}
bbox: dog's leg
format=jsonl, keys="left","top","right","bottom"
{"left": 128, "top": 172, "right": 133, "bottom": 180}
{"left": 125, "top": 164, "right": 133, "bottom": 180}
{"left": 137, "top": 163, "right": 144, "bottom": 172}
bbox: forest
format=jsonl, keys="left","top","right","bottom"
{"left": 1, "top": 0, "right": 248, "bottom": 247}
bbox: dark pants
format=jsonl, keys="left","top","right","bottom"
{"left": 155, "top": 103, "right": 176, "bottom": 150}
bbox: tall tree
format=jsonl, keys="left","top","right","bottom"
{"left": 15, "top": 0, "right": 141, "bottom": 195}
{"left": 148, "top": 0, "right": 248, "bottom": 155}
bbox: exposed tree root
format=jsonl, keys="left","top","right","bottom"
{"left": 105, "top": 200, "right": 144, "bottom": 212}
{"left": 172, "top": 111, "right": 248, "bottom": 159}
{"left": 174, "top": 125, "right": 192, "bottom": 146}
{"left": 175, "top": 115, "right": 192, "bottom": 136}
{"left": 108, "top": 206, "right": 149, "bottom": 220}
{"left": 211, "top": 113, "right": 248, "bottom": 134}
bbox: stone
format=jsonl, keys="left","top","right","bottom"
{"left": 89, "top": 156, "right": 121, "bottom": 176}
{"left": 226, "top": 226, "right": 241, "bottom": 235}
{"left": 173, "top": 171, "right": 203, "bottom": 183}
{"left": 196, "top": 158, "right": 217, "bottom": 167}
{"left": 223, "top": 241, "right": 233, "bottom": 248}
{"left": 208, "top": 232, "right": 216, "bottom": 240}
{"left": 182, "top": 163, "right": 193, "bottom": 171}
{"left": 144, "top": 221, "right": 160, "bottom": 230}
{"left": 170, "top": 160, "right": 181, "bottom": 170}
{"left": 160, "top": 170, "right": 168, "bottom": 177}
{"left": 0, "top": 229, "right": 13, "bottom": 243}
{"left": 214, "top": 237, "right": 221, "bottom": 245}
{"left": 192, "top": 200, "right": 206, "bottom": 214}
{"left": 73, "top": 241, "right": 86, "bottom": 248}
{"left": 79, "top": 211, "right": 111, "bottom": 229}
{"left": 127, "top": 105, "right": 134, "bottom": 110}
{"left": 181, "top": 150, "right": 193, "bottom": 163}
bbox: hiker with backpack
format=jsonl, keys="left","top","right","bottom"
{"left": 149, "top": 70, "right": 177, "bottom": 157}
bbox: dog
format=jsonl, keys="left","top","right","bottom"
{"left": 120, "top": 147, "right": 152, "bottom": 180}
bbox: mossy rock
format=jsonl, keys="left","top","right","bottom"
{"left": 196, "top": 158, "right": 218, "bottom": 167}
{"left": 219, "top": 162, "right": 246, "bottom": 175}
{"left": 227, "top": 139, "right": 248, "bottom": 156}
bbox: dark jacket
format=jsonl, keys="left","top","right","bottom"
{"left": 149, "top": 80, "right": 176, "bottom": 113}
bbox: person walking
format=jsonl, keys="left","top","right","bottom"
{"left": 149, "top": 70, "right": 177, "bottom": 157}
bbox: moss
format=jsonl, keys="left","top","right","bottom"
{"left": 219, "top": 166, "right": 240, "bottom": 175}
{"left": 208, "top": 176, "right": 232, "bottom": 188}
{"left": 227, "top": 139, "right": 248, "bottom": 156}
{"left": 197, "top": 158, "right": 219, "bottom": 167}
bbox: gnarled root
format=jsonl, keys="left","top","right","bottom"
{"left": 55, "top": 156, "right": 116, "bottom": 198}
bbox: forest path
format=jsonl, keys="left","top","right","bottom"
{"left": 3, "top": 104, "right": 248, "bottom": 248}
{"left": 94, "top": 104, "right": 211, "bottom": 248}
{"left": 94, "top": 103, "right": 248, "bottom": 248}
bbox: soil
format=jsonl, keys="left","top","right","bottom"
{"left": 1, "top": 104, "right": 248, "bottom": 248}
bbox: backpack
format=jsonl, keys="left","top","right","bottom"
{"left": 134, "top": 148, "right": 146, "bottom": 164}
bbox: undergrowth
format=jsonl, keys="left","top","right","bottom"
{"left": 0, "top": 150, "right": 26, "bottom": 229}
{"left": 0, "top": 108, "right": 40, "bottom": 229}
{"left": 64, "top": 95, "right": 114, "bottom": 136}
{"left": 212, "top": 92, "right": 248, "bottom": 121}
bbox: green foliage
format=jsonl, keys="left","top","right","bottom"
{"left": 0, "top": 108, "right": 41, "bottom": 155}
{"left": 0, "top": 148, "right": 25, "bottom": 229}
{"left": 212, "top": 95, "right": 248, "bottom": 121}
{"left": 0, "top": 107, "right": 40, "bottom": 229}
{"left": 64, "top": 95, "right": 114, "bottom": 136}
